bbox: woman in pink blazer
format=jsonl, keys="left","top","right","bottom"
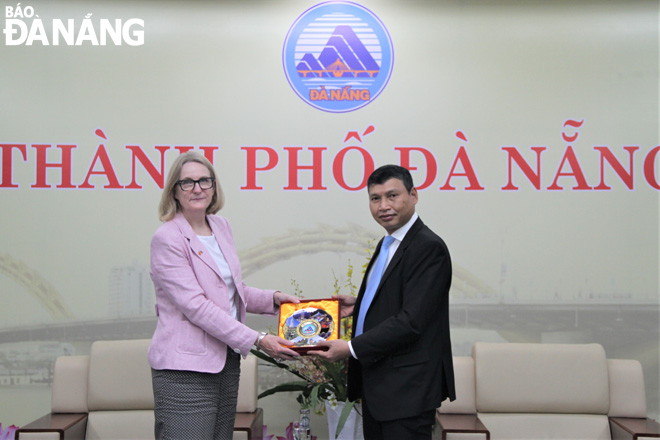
{"left": 148, "top": 151, "right": 299, "bottom": 439}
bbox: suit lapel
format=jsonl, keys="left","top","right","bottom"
{"left": 356, "top": 238, "right": 382, "bottom": 302}
{"left": 352, "top": 218, "right": 425, "bottom": 337}
{"left": 372, "top": 218, "right": 424, "bottom": 297}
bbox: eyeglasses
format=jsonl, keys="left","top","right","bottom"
{"left": 176, "top": 177, "right": 215, "bottom": 191}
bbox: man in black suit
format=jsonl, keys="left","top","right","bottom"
{"left": 312, "top": 165, "right": 455, "bottom": 439}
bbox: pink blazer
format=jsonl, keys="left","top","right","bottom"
{"left": 148, "top": 213, "right": 276, "bottom": 373}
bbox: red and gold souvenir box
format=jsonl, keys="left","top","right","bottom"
{"left": 278, "top": 298, "right": 340, "bottom": 354}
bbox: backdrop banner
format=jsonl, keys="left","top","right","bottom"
{"left": 1, "top": 0, "right": 658, "bottom": 433}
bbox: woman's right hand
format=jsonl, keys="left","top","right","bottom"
{"left": 258, "top": 334, "right": 300, "bottom": 361}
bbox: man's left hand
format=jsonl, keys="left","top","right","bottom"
{"left": 308, "top": 339, "right": 351, "bottom": 363}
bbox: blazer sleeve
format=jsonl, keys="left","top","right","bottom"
{"left": 352, "top": 236, "right": 451, "bottom": 366}
{"left": 150, "top": 226, "right": 260, "bottom": 355}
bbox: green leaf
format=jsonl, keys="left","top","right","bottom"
{"left": 257, "top": 381, "right": 310, "bottom": 399}
{"left": 309, "top": 383, "right": 321, "bottom": 402}
{"left": 321, "top": 361, "right": 348, "bottom": 401}
{"left": 335, "top": 400, "right": 356, "bottom": 439}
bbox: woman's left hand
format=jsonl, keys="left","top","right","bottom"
{"left": 273, "top": 291, "right": 300, "bottom": 306}
{"left": 259, "top": 335, "right": 300, "bottom": 361}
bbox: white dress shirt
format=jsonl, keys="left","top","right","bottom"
{"left": 198, "top": 234, "right": 239, "bottom": 321}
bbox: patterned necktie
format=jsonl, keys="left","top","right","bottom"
{"left": 355, "top": 235, "right": 396, "bottom": 336}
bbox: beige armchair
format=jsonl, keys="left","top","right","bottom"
{"left": 435, "top": 342, "right": 660, "bottom": 440}
{"left": 15, "top": 339, "right": 263, "bottom": 440}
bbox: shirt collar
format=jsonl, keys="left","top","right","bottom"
{"left": 388, "top": 212, "right": 418, "bottom": 242}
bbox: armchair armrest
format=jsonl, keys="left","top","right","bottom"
{"left": 435, "top": 413, "right": 490, "bottom": 440}
{"left": 609, "top": 417, "right": 660, "bottom": 440}
{"left": 15, "top": 413, "right": 88, "bottom": 440}
{"left": 234, "top": 407, "right": 263, "bottom": 440}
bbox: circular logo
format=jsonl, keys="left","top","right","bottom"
{"left": 283, "top": 2, "right": 394, "bottom": 113}
{"left": 298, "top": 319, "right": 321, "bottom": 337}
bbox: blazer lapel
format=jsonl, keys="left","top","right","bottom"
{"left": 173, "top": 213, "right": 223, "bottom": 279}
{"left": 208, "top": 218, "right": 240, "bottom": 277}
{"left": 207, "top": 216, "right": 249, "bottom": 319}
{"left": 208, "top": 217, "right": 249, "bottom": 305}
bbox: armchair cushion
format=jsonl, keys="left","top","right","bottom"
{"left": 87, "top": 339, "right": 154, "bottom": 411}
{"left": 477, "top": 413, "right": 611, "bottom": 440}
{"left": 473, "top": 342, "right": 609, "bottom": 414}
{"left": 607, "top": 359, "right": 647, "bottom": 418}
{"left": 51, "top": 355, "right": 89, "bottom": 413}
{"left": 439, "top": 356, "right": 477, "bottom": 414}
{"left": 85, "top": 411, "right": 155, "bottom": 440}
{"left": 236, "top": 353, "right": 257, "bottom": 412}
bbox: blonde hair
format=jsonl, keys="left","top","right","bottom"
{"left": 158, "top": 151, "right": 225, "bottom": 222}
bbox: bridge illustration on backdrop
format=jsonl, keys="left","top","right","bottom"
{"left": 1, "top": 225, "right": 658, "bottom": 415}
{"left": 1, "top": 223, "right": 657, "bottom": 344}
{"left": 0, "top": 254, "right": 74, "bottom": 320}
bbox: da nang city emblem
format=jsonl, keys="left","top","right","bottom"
{"left": 283, "top": 2, "right": 394, "bottom": 113}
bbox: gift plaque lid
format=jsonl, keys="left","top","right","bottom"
{"left": 278, "top": 298, "right": 340, "bottom": 354}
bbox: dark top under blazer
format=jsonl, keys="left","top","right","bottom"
{"left": 348, "top": 217, "right": 456, "bottom": 421}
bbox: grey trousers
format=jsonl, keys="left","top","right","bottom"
{"left": 151, "top": 351, "right": 241, "bottom": 440}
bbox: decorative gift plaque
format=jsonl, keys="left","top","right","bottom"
{"left": 278, "top": 299, "right": 340, "bottom": 353}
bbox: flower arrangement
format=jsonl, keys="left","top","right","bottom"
{"left": 252, "top": 249, "right": 373, "bottom": 439}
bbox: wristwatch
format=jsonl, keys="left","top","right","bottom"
{"left": 255, "top": 331, "right": 267, "bottom": 349}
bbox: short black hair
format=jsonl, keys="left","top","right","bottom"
{"left": 367, "top": 165, "right": 415, "bottom": 193}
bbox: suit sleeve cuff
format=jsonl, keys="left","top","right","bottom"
{"left": 348, "top": 340, "right": 358, "bottom": 359}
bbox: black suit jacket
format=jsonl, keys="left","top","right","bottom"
{"left": 348, "top": 217, "right": 455, "bottom": 421}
